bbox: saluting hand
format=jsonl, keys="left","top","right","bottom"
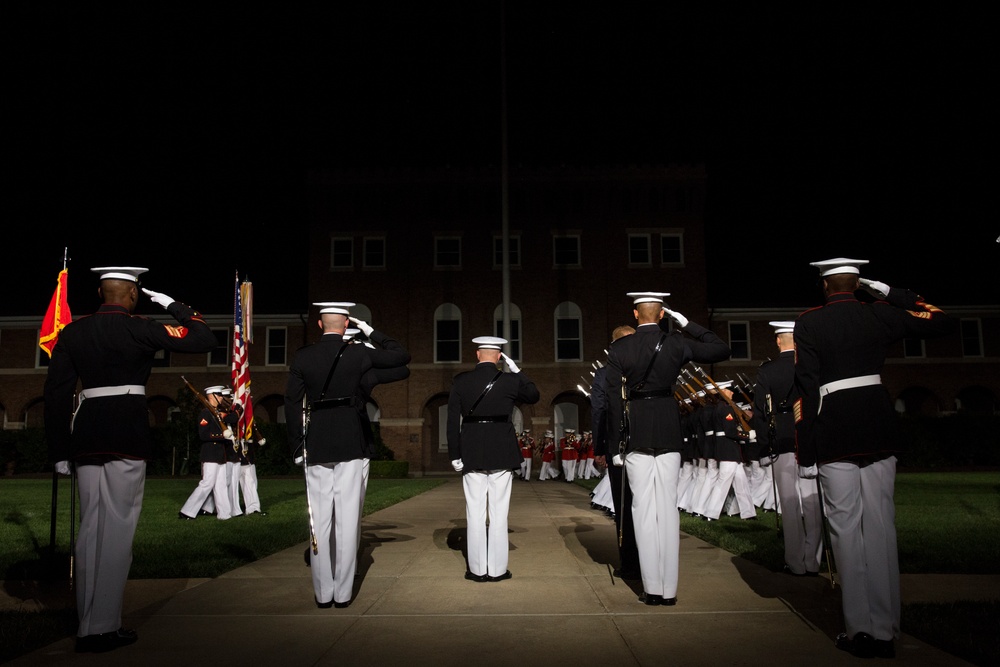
{"left": 348, "top": 317, "right": 374, "bottom": 337}
{"left": 141, "top": 288, "right": 175, "bottom": 309}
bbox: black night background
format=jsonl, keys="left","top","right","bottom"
{"left": 4, "top": 4, "right": 995, "bottom": 316}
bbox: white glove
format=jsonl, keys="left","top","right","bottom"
{"left": 661, "top": 307, "right": 689, "bottom": 328}
{"left": 500, "top": 352, "right": 520, "bottom": 373}
{"left": 612, "top": 454, "right": 624, "bottom": 467}
{"left": 141, "top": 288, "right": 175, "bottom": 309}
{"left": 859, "top": 277, "right": 890, "bottom": 298}
{"left": 294, "top": 455, "right": 304, "bottom": 466}
{"left": 348, "top": 317, "right": 374, "bottom": 337}
{"left": 222, "top": 428, "right": 234, "bottom": 440}
{"left": 257, "top": 437, "right": 267, "bottom": 446}
{"left": 451, "top": 458, "right": 464, "bottom": 472}
{"left": 798, "top": 464, "right": 818, "bottom": 479}
{"left": 55, "top": 461, "right": 71, "bottom": 476}
{"left": 747, "top": 429, "right": 757, "bottom": 441}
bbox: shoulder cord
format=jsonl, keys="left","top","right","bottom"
{"left": 318, "top": 343, "right": 351, "bottom": 401}
{"left": 467, "top": 369, "right": 505, "bottom": 417}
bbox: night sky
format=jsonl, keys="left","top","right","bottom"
{"left": 5, "top": 4, "right": 995, "bottom": 316}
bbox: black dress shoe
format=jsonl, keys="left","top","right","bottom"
{"left": 316, "top": 599, "right": 334, "bottom": 609}
{"left": 198, "top": 509, "right": 215, "bottom": 516}
{"left": 334, "top": 601, "right": 351, "bottom": 609}
{"left": 661, "top": 597, "right": 677, "bottom": 606}
{"left": 639, "top": 592, "right": 663, "bottom": 605}
{"left": 872, "top": 638, "right": 895, "bottom": 658}
{"left": 178, "top": 512, "right": 195, "bottom": 521}
{"left": 248, "top": 510, "right": 267, "bottom": 516}
{"left": 464, "top": 571, "right": 489, "bottom": 582}
{"left": 613, "top": 568, "right": 640, "bottom": 580}
{"left": 836, "top": 632, "right": 876, "bottom": 659}
{"left": 488, "top": 570, "right": 512, "bottom": 582}
{"left": 76, "top": 627, "right": 138, "bottom": 653}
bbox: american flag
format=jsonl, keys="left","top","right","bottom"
{"left": 231, "top": 271, "right": 254, "bottom": 441}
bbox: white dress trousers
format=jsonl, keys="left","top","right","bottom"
{"left": 307, "top": 458, "right": 366, "bottom": 605}
{"left": 462, "top": 469, "right": 513, "bottom": 577}
{"left": 181, "top": 461, "right": 231, "bottom": 520}
{"left": 626, "top": 451, "right": 681, "bottom": 598}
{"left": 239, "top": 463, "right": 261, "bottom": 513}
{"left": 774, "top": 452, "right": 823, "bottom": 574}
{"left": 819, "top": 457, "right": 900, "bottom": 642}
{"left": 74, "top": 459, "right": 146, "bottom": 636}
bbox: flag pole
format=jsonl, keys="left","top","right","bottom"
{"left": 48, "top": 247, "right": 71, "bottom": 577}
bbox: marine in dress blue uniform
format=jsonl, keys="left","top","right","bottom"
{"left": 793, "top": 258, "right": 957, "bottom": 658}
{"left": 447, "top": 336, "right": 540, "bottom": 582}
{"left": 605, "top": 292, "right": 731, "bottom": 605}
{"left": 751, "top": 321, "right": 823, "bottom": 576}
{"left": 179, "top": 385, "right": 238, "bottom": 520}
{"left": 284, "top": 302, "right": 410, "bottom": 608}
{"left": 591, "top": 325, "right": 641, "bottom": 579}
{"left": 44, "top": 266, "right": 216, "bottom": 653}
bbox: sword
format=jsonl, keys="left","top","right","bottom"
{"left": 814, "top": 475, "right": 837, "bottom": 588}
{"left": 301, "top": 396, "right": 319, "bottom": 555}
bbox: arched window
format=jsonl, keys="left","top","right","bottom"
{"left": 554, "top": 301, "right": 582, "bottom": 361}
{"left": 434, "top": 303, "right": 462, "bottom": 363}
{"left": 493, "top": 303, "right": 522, "bottom": 361}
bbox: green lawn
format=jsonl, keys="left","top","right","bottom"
{"left": 2, "top": 471, "right": 998, "bottom": 665}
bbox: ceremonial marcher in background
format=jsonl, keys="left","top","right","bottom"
{"left": 559, "top": 429, "right": 580, "bottom": 482}
{"left": 45, "top": 266, "right": 215, "bottom": 652}
{"left": 690, "top": 389, "right": 721, "bottom": 519}
{"left": 794, "top": 258, "right": 956, "bottom": 659}
{"left": 179, "top": 385, "right": 238, "bottom": 521}
{"left": 447, "top": 336, "right": 540, "bottom": 582}
{"left": 580, "top": 431, "right": 599, "bottom": 479}
{"left": 703, "top": 382, "right": 757, "bottom": 521}
{"left": 752, "top": 321, "right": 822, "bottom": 576}
{"left": 284, "top": 302, "right": 410, "bottom": 608}
{"left": 605, "top": 292, "right": 730, "bottom": 605}
{"left": 237, "top": 423, "right": 266, "bottom": 516}
{"left": 675, "top": 397, "right": 697, "bottom": 511}
{"left": 518, "top": 431, "right": 535, "bottom": 480}
{"left": 223, "top": 401, "right": 244, "bottom": 517}
{"left": 218, "top": 386, "right": 266, "bottom": 516}
{"left": 592, "top": 324, "right": 640, "bottom": 580}
{"left": 537, "top": 431, "right": 559, "bottom": 480}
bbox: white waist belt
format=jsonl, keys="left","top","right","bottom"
{"left": 703, "top": 431, "right": 716, "bottom": 437}
{"left": 817, "top": 374, "right": 880, "bottom": 414}
{"left": 79, "top": 385, "right": 146, "bottom": 400}
{"left": 71, "top": 385, "right": 145, "bottom": 433}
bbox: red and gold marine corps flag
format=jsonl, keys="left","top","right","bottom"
{"left": 39, "top": 267, "right": 71, "bottom": 358}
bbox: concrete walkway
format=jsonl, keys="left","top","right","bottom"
{"left": 5, "top": 477, "right": 993, "bottom": 666}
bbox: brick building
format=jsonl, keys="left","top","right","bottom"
{"left": 1, "top": 163, "right": 996, "bottom": 475}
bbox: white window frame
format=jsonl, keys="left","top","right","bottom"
{"left": 209, "top": 328, "right": 231, "bottom": 367}
{"left": 330, "top": 237, "right": 354, "bottom": 270}
{"left": 552, "top": 234, "right": 581, "bottom": 268}
{"left": 627, "top": 233, "right": 652, "bottom": 266}
{"left": 554, "top": 301, "right": 583, "bottom": 362}
{"left": 434, "top": 236, "right": 462, "bottom": 270}
{"left": 492, "top": 234, "right": 521, "bottom": 269}
{"left": 727, "top": 321, "right": 750, "bottom": 360}
{"left": 363, "top": 236, "right": 386, "bottom": 270}
{"left": 493, "top": 303, "right": 522, "bottom": 362}
{"left": 266, "top": 326, "right": 287, "bottom": 366}
{"left": 660, "top": 232, "right": 684, "bottom": 266}
{"left": 434, "top": 303, "right": 462, "bottom": 363}
{"left": 960, "top": 318, "right": 983, "bottom": 358}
